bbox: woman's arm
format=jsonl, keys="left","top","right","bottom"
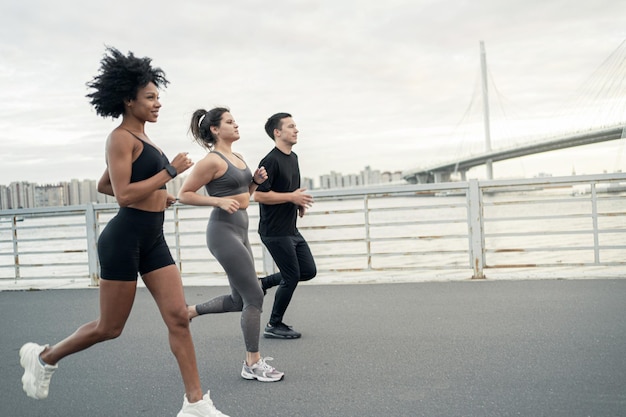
{"left": 97, "top": 168, "right": 114, "bottom": 196}
{"left": 177, "top": 154, "right": 241, "bottom": 213}
{"left": 106, "top": 130, "right": 191, "bottom": 207}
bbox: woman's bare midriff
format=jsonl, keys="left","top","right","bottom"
{"left": 231, "top": 192, "right": 252, "bottom": 210}
{"left": 128, "top": 189, "right": 169, "bottom": 212}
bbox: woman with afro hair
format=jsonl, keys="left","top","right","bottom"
{"left": 18, "top": 47, "right": 230, "bottom": 417}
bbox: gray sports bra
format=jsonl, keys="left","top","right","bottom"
{"left": 204, "top": 152, "right": 252, "bottom": 197}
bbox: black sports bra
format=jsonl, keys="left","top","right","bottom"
{"left": 125, "top": 130, "right": 169, "bottom": 190}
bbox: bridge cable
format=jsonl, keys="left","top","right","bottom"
{"left": 567, "top": 39, "right": 626, "bottom": 129}
{"left": 451, "top": 69, "right": 481, "bottom": 169}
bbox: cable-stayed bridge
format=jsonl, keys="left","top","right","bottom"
{"left": 404, "top": 125, "right": 625, "bottom": 184}
{"left": 403, "top": 40, "right": 626, "bottom": 184}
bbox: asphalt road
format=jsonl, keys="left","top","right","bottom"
{"left": 1, "top": 279, "right": 625, "bottom": 417}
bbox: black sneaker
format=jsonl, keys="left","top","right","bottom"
{"left": 264, "top": 322, "right": 301, "bottom": 339}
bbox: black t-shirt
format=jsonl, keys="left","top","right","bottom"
{"left": 256, "top": 147, "right": 300, "bottom": 237}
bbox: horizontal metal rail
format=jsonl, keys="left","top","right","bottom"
{"left": 1, "top": 173, "right": 625, "bottom": 285}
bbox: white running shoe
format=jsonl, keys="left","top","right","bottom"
{"left": 19, "top": 343, "right": 58, "bottom": 400}
{"left": 177, "top": 390, "right": 229, "bottom": 417}
{"left": 241, "top": 357, "right": 284, "bottom": 382}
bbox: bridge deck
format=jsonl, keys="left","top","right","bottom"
{"left": 404, "top": 125, "right": 624, "bottom": 183}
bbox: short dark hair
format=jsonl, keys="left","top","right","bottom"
{"left": 264, "top": 112, "right": 292, "bottom": 140}
{"left": 86, "top": 46, "right": 169, "bottom": 118}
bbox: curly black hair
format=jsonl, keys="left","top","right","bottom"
{"left": 86, "top": 46, "right": 169, "bottom": 118}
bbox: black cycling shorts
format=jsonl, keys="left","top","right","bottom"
{"left": 97, "top": 207, "right": 175, "bottom": 281}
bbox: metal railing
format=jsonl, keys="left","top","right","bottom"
{"left": 1, "top": 173, "right": 625, "bottom": 286}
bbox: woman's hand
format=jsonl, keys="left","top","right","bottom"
{"left": 252, "top": 166, "right": 267, "bottom": 185}
{"left": 97, "top": 168, "right": 114, "bottom": 196}
{"left": 170, "top": 152, "right": 194, "bottom": 176}
{"left": 166, "top": 194, "right": 178, "bottom": 208}
{"left": 218, "top": 198, "right": 241, "bottom": 214}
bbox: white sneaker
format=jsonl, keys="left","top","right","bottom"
{"left": 19, "top": 343, "right": 58, "bottom": 400}
{"left": 241, "top": 357, "right": 284, "bottom": 382}
{"left": 177, "top": 390, "right": 230, "bottom": 417}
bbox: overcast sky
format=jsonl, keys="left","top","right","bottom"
{"left": 1, "top": 0, "right": 625, "bottom": 186}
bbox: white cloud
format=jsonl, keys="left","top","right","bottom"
{"left": 1, "top": 0, "right": 625, "bottom": 185}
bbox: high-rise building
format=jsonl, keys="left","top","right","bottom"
{"left": 0, "top": 185, "right": 9, "bottom": 210}
{"left": 301, "top": 177, "right": 314, "bottom": 190}
{"left": 69, "top": 179, "right": 81, "bottom": 206}
{"left": 80, "top": 179, "right": 98, "bottom": 204}
{"left": 8, "top": 182, "right": 36, "bottom": 209}
{"left": 35, "top": 184, "right": 66, "bottom": 207}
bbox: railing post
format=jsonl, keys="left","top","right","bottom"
{"left": 262, "top": 245, "right": 278, "bottom": 275}
{"left": 11, "top": 215, "right": 20, "bottom": 282}
{"left": 590, "top": 183, "right": 600, "bottom": 264}
{"left": 363, "top": 196, "right": 372, "bottom": 270}
{"left": 467, "top": 179, "right": 486, "bottom": 279}
{"left": 85, "top": 203, "right": 100, "bottom": 286}
{"left": 172, "top": 205, "right": 182, "bottom": 272}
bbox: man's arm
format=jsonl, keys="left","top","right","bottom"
{"left": 254, "top": 188, "right": 313, "bottom": 208}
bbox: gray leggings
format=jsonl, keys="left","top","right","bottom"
{"left": 195, "top": 208, "right": 264, "bottom": 352}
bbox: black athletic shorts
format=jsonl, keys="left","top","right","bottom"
{"left": 97, "top": 207, "right": 175, "bottom": 281}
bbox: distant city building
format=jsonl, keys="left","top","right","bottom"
{"left": 317, "top": 166, "right": 404, "bottom": 190}
{"left": 0, "top": 179, "right": 111, "bottom": 209}
{"left": 6, "top": 182, "right": 36, "bottom": 209}
{"left": 0, "top": 185, "right": 7, "bottom": 210}
{"left": 35, "top": 184, "right": 66, "bottom": 207}
{"left": 301, "top": 177, "right": 314, "bottom": 190}
{"left": 69, "top": 179, "right": 81, "bottom": 206}
{"left": 81, "top": 179, "right": 98, "bottom": 203}
{"left": 0, "top": 166, "right": 406, "bottom": 209}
